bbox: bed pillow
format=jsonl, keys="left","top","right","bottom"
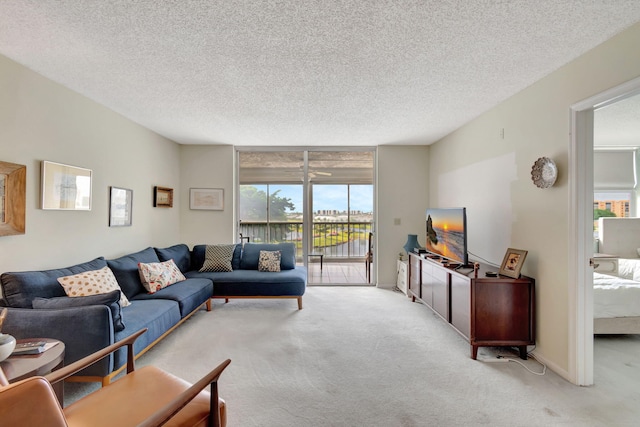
{"left": 617, "top": 259, "right": 640, "bottom": 281}
{"left": 258, "top": 250, "right": 281, "bottom": 272}
{"left": 138, "top": 259, "right": 186, "bottom": 294}
{"left": 199, "top": 244, "right": 236, "bottom": 272}
{"left": 57, "top": 266, "right": 130, "bottom": 307}
{"left": 32, "top": 290, "right": 125, "bottom": 332}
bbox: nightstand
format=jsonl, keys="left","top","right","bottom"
{"left": 593, "top": 253, "right": 618, "bottom": 275}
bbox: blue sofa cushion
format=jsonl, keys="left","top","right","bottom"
{"left": 32, "top": 290, "right": 125, "bottom": 332}
{"left": 107, "top": 247, "right": 160, "bottom": 300}
{"left": 113, "top": 299, "right": 181, "bottom": 371}
{"left": 192, "top": 244, "right": 242, "bottom": 271}
{"left": 186, "top": 267, "right": 307, "bottom": 297}
{"left": 154, "top": 244, "right": 191, "bottom": 273}
{"left": 240, "top": 243, "right": 296, "bottom": 270}
{"left": 132, "top": 278, "right": 213, "bottom": 317}
{"left": 0, "top": 257, "right": 108, "bottom": 308}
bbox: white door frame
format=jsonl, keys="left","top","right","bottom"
{"left": 569, "top": 76, "right": 640, "bottom": 386}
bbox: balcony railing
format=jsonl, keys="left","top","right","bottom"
{"left": 238, "top": 221, "right": 373, "bottom": 259}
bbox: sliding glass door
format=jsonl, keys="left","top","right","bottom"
{"left": 237, "top": 149, "right": 374, "bottom": 285}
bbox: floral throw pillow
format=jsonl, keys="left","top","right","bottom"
{"left": 138, "top": 259, "right": 186, "bottom": 294}
{"left": 57, "top": 266, "right": 131, "bottom": 307}
{"left": 258, "top": 250, "right": 281, "bottom": 272}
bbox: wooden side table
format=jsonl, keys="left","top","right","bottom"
{"left": 593, "top": 253, "right": 619, "bottom": 275}
{"left": 0, "top": 338, "right": 65, "bottom": 403}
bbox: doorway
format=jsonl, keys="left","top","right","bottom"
{"left": 237, "top": 148, "right": 375, "bottom": 285}
{"left": 570, "top": 76, "right": 640, "bottom": 386}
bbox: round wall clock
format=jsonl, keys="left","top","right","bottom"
{"left": 531, "top": 157, "right": 557, "bottom": 188}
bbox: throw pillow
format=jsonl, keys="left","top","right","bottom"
{"left": 259, "top": 250, "right": 281, "bottom": 272}
{"left": 57, "top": 266, "right": 130, "bottom": 307}
{"left": 200, "top": 244, "right": 236, "bottom": 272}
{"left": 138, "top": 259, "right": 186, "bottom": 294}
{"left": 32, "top": 290, "right": 125, "bottom": 332}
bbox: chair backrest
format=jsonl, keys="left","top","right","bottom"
{"left": 0, "top": 376, "right": 68, "bottom": 426}
{"left": 368, "top": 232, "right": 374, "bottom": 254}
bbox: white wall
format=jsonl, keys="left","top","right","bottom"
{"left": 0, "top": 55, "right": 182, "bottom": 274}
{"left": 179, "top": 145, "right": 235, "bottom": 246}
{"left": 176, "top": 144, "right": 431, "bottom": 287}
{"left": 377, "top": 146, "right": 429, "bottom": 285}
{"left": 428, "top": 22, "right": 640, "bottom": 379}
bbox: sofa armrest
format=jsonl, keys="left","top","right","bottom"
{"left": 2, "top": 306, "right": 115, "bottom": 377}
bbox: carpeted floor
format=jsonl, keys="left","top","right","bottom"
{"left": 66, "top": 287, "right": 640, "bottom": 426}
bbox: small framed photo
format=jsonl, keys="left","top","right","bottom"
{"left": 499, "top": 248, "right": 528, "bottom": 279}
{"left": 154, "top": 186, "right": 173, "bottom": 208}
{"left": 109, "top": 186, "right": 133, "bottom": 227}
{"left": 190, "top": 188, "right": 224, "bottom": 211}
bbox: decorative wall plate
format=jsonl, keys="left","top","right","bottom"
{"left": 531, "top": 157, "right": 557, "bottom": 188}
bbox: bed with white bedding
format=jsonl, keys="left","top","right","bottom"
{"left": 593, "top": 259, "right": 640, "bottom": 333}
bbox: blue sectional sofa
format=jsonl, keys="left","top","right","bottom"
{"left": 0, "top": 242, "right": 306, "bottom": 384}
{"left": 186, "top": 243, "right": 307, "bottom": 310}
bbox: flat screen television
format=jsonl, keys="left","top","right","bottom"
{"left": 425, "top": 207, "right": 469, "bottom": 267}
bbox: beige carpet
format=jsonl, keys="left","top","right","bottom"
{"left": 67, "top": 287, "right": 639, "bottom": 426}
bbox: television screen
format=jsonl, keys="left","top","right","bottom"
{"left": 425, "top": 207, "right": 468, "bottom": 266}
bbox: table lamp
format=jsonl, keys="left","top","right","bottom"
{"left": 403, "top": 234, "right": 422, "bottom": 256}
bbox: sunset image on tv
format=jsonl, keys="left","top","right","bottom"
{"left": 426, "top": 208, "right": 466, "bottom": 264}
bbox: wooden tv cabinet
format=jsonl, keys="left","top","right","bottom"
{"left": 408, "top": 253, "right": 535, "bottom": 359}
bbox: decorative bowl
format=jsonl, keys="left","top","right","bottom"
{"left": 0, "top": 333, "right": 16, "bottom": 362}
{"left": 531, "top": 157, "right": 558, "bottom": 188}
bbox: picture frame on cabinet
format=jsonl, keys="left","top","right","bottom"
{"left": 499, "top": 248, "right": 528, "bottom": 279}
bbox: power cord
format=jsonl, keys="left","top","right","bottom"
{"left": 494, "top": 354, "right": 547, "bottom": 376}
{"left": 467, "top": 250, "right": 500, "bottom": 268}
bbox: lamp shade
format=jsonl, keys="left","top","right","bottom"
{"left": 403, "top": 234, "right": 422, "bottom": 255}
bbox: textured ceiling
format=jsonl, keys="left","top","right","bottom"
{"left": 1, "top": 1, "right": 640, "bottom": 147}
{"left": 595, "top": 92, "right": 640, "bottom": 147}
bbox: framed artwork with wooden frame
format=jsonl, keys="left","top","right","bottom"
{"left": 154, "top": 186, "right": 173, "bottom": 208}
{"left": 499, "top": 248, "right": 528, "bottom": 279}
{"left": 0, "top": 161, "right": 26, "bottom": 237}
{"left": 109, "top": 186, "right": 133, "bottom": 227}
{"left": 189, "top": 188, "right": 224, "bottom": 210}
{"left": 41, "top": 161, "right": 92, "bottom": 210}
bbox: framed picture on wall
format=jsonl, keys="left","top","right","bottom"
{"left": 499, "top": 248, "right": 528, "bottom": 279}
{"left": 109, "top": 186, "right": 133, "bottom": 227}
{"left": 189, "top": 188, "right": 223, "bottom": 210}
{"left": 41, "top": 161, "right": 92, "bottom": 210}
{"left": 0, "top": 160, "right": 26, "bottom": 237}
{"left": 154, "top": 186, "right": 173, "bottom": 207}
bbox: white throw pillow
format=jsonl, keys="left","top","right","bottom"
{"left": 57, "top": 266, "right": 130, "bottom": 307}
{"left": 138, "top": 259, "right": 186, "bottom": 294}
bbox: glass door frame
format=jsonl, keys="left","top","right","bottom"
{"left": 236, "top": 146, "right": 376, "bottom": 282}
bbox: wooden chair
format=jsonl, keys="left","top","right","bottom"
{"left": 0, "top": 328, "right": 230, "bottom": 427}
{"left": 365, "top": 232, "right": 374, "bottom": 283}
